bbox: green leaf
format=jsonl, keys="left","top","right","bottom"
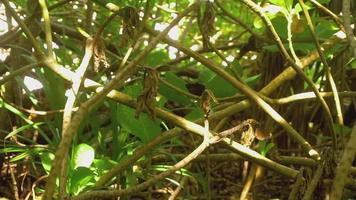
{"left": 10, "top": 147, "right": 44, "bottom": 162}
{"left": 199, "top": 70, "right": 239, "bottom": 98}
{"left": 333, "top": 124, "right": 352, "bottom": 136}
{"left": 146, "top": 50, "right": 169, "bottom": 68}
{"left": 315, "top": 19, "right": 339, "bottom": 40}
{"left": 0, "top": 147, "right": 26, "bottom": 154}
{"left": 93, "top": 157, "right": 118, "bottom": 176}
{"left": 69, "top": 167, "right": 95, "bottom": 195}
{"left": 348, "top": 58, "right": 356, "bottom": 69}
{"left": 185, "top": 106, "right": 204, "bottom": 121}
{"left": 269, "top": 0, "right": 293, "bottom": 11}
{"left": 0, "top": 97, "right": 34, "bottom": 125}
{"left": 258, "top": 141, "right": 275, "bottom": 156}
{"left": 151, "top": 165, "right": 193, "bottom": 177}
{"left": 72, "top": 144, "right": 95, "bottom": 169}
{"left": 244, "top": 74, "right": 261, "bottom": 88}
{"left": 117, "top": 84, "right": 162, "bottom": 143}
{"left": 159, "top": 72, "right": 192, "bottom": 105}
{"left": 117, "top": 105, "right": 162, "bottom": 143}
{"left": 40, "top": 151, "right": 55, "bottom": 174}
{"left": 5, "top": 122, "right": 44, "bottom": 139}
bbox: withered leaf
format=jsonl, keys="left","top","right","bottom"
{"left": 119, "top": 6, "right": 140, "bottom": 47}
{"left": 135, "top": 68, "right": 159, "bottom": 120}
{"left": 93, "top": 37, "right": 109, "bottom": 72}
{"left": 198, "top": 1, "right": 216, "bottom": 48}
{"left": 200, "top": 89, "right": 216, "bottom": 118}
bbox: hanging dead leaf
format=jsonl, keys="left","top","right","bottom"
{"left": 92, "top": 37, "right": 109, "bottom": 72}
{"left": 291, "top": 14, "right": 304, "bottom": 34}
{"left": 135, "top": 68, "right": 159, "bottom": 120}
{"left": 119, "top": 6, "right": 140, "bottom": 47}
{"left": 198, "top": 1, "right": 216, "bottom": 48}
{"left": 200, "top": 89, "right": 217, "bottom": 118}
{"left": 240, "top": 124, "right": 255, "bottom": 147}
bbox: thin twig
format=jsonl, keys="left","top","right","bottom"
{"left": 238, "top": 0, "right": 337, "bottom": 151}
{"left": 9, "top": 164, "right": 20, "bottom": 200}
{"left": 288, "top": 172, "right": 304, "bottom": 200}
{"left": 342, "top": 0, "right": 356, "bottom": 58}
{"left": 302, "top": 164, "right": 324, "bottom": 200}
{"left": 309, "top": 0, "right": 344, "bottom": 32}
{"left": 216, "top": 0, "right": 269, "bottom": 43}
{"left": 331, "top": 123, "right": 356, "bottom": 199}
{"left": 0, "top": 62, "right": 40, "bottom": 85}
{"left": 299, "top": 0, "right": 344, "bottom": 146}
{"left": 168, "top": 176, "right": 189, "bottom": 200}
{"left": 240, "top": 164, "right": 257, "bottom": 200}
{"left": 159, "top": 77, "right": 200, "bottom": 100}
{"left": 39, "top": 0, "right": 54, "bottom": 57}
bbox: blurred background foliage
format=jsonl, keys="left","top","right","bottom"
{"left": 0, "top": 0, "right": 355, "bottom": 199}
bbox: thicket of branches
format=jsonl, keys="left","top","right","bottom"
{"left": 0, "top": 0, "right": 355, "bottom": 199}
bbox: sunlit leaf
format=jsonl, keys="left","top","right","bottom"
{"left": 159, "top": 72, "right": 192, "bottom": 105}
{"left": 72, "top": 144, "right": 95, "bottom": 169}
{"left": 69, "top": 167, "right": 95, "bottom": 195}
{"left": 40, "top": 151, "right": 55, "bottom": 174}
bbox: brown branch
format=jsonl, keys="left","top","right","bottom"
{"left": 299, "top": 0, "right": 344, "bottom": 141}
{"left": 331, "top": 123, "right": 356, "bottom": 199}
{"left": 342, "top": 0, "right": 356, "bottom": 58}
{"left": 302, "top": 164, "right": 324, "bottom": 200}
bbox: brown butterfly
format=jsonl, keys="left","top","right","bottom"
{"left": 254, "top": 127, "right": 272, "bottom": 141}
{"left": 245, "top": 119, "right": 272, "bottom": 141}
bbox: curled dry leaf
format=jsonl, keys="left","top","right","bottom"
{"left": 200, "top": 89, "right": 217, "bottom": 118}
{"left": 119, "top": 6, "right": 140, "bottom": 47}
{"left": 291, "top": 14, "right": 304, "bottom": 34}
{"left": 93, "top": 37, "right": 109, "bottom": 72}
{"left": 240, "top": 123, "right": 255, "bottom": 147}
{"left": 240, "top": 119, "right": 272, "bottom": 146}
{"left": 198, "top": 1, "right": 216, "bottom": 48}
{"left": 135, "top": 68, "right": 159, "bottom": 120}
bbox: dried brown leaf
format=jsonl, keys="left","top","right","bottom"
{"left": 135, "top": 68, "right": 159, "bottom": 120}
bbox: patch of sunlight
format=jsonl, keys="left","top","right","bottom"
{"left": 334, "top": 30, "right": 346, "bottom": 39}
{"left": 73, "top": 57, "right": 80, "bottom": 65}
{"left": 226, "top": 55, "right": 234, "bottom": 62}
{"left": 92, "top": 12, "right": 97, "bottom": 21}
{"left": 263, "top": 5, "right": 282, "bottom": 15}
{"left": 0, "top": 48, "right": 10, "bottom": 62}
{"left": 154, "top": 23, "right": 179, "bottom": 40}
{"left": 139, "top": 10, "right": 144, "bottom": 18}
{"left": 74, "top": 144, "right": 95, "bottom": 168}
{"left": 171, "top": 12, "right": 177, "bottom": 19}
{"left": 251, "top": 54, "right": 257, "bottom": 61}
{"left": 190, "top": 44, "right": 200, "bottom": 51}
{"left": 222, "top": 61, "right": 228, "bottom": 67}
{"left": 169, "top": 2, "right": 176, "bottom": 8}
{"left": 168, "top": 46, "right": 178, "bottom": 59}
{"left": 24, "top": 76, "right": 43, "bottom": 91}
{"left": 157, "top": 43, "right": 167, "bottom": 49}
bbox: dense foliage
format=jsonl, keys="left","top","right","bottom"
{"left": 0, "top": 0, "right": 355, "bottom": 199}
